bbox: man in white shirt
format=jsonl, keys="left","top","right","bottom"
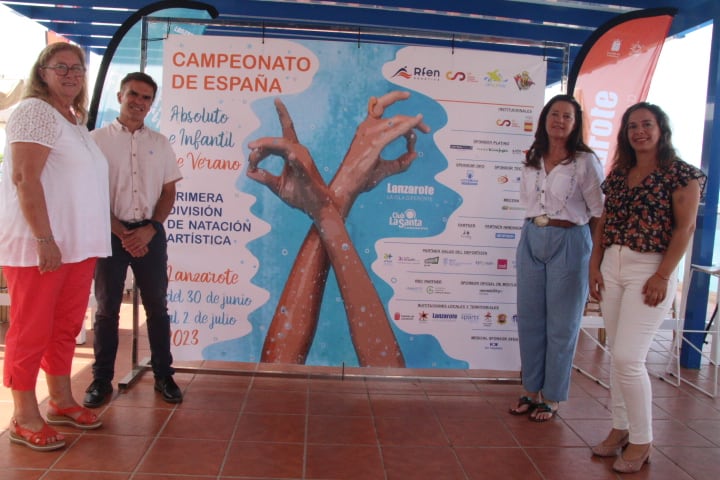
{"left": 84, "top": 72, "right": 183, "bottom": 407}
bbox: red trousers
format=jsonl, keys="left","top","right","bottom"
{"left": 3, "top": 258, "right": 96, "bottom": 391}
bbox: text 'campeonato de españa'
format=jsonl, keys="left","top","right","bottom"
{"left": 170, "top": 51, "right": 314, "bottom": 92}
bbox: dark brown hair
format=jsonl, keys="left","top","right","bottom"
{"left": 524, "top": 94, "right": 594, "bottom": 169}
{"left": 610, "top": 102, "right": 678, "bottom": 173}
{"left": 119, "top": 71, "right": 158, "bottom": 100}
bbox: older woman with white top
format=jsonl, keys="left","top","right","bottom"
{"left": 0, "top": 42, "right": 111, "bottom": 451}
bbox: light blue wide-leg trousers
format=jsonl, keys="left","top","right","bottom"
{"left": 516, "top": 220, "right": 591, "bottom": 402}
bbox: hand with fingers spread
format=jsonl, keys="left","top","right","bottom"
{"left": 247, "top": 100, "right": 333, "bottom": 220}
{"left": 331, "top": 91, "right": 430, "bottom": 209}
{"left": 248, "top": 103, "right": 402, "bottom": 366}
{"left": 248, "top": 93, "right": 429, "bottom": 366}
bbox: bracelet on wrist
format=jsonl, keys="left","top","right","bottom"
{"left": 35, "top": 235, "right": 54, "bottom": 244}
{"left": 654, "top": 272, "right": 669, "bottom": 281}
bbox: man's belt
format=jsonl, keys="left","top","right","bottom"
{"left": 121, "top": 219, "right": 151, "bottom": 230}
{"left": 530, "top": 215, "right": 576, "bottom": 228}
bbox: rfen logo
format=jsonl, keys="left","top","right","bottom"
{"left": 391, "top": 66, "right": 412, "bottom": 79}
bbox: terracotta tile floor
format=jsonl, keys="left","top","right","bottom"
{"left": 1, "top": 302, "right": 719, "bottom": 479}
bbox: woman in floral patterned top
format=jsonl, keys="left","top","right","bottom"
{"left": 589, "top": 102, "right": 706, "bottom": 474}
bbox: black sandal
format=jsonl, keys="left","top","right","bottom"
{"left": 529, "top": 402, "right": 558, "bottom": 422}
{"left": 509, "top": 396, "right": 538, "bottom": 415}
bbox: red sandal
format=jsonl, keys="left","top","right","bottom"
{"left": 9, "top": 419, "right": 66, "bottom": 452}
{"left": 46, "top": 400, "right": 102, "bottom": 430}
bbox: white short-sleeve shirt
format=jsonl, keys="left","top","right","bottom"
{"left": 0, "top": 98, "right": 112, "bottom": 266}
{"left": 90, "top": 119, "right": 181, "bottom": 223}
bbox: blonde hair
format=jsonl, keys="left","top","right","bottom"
{"left": 24, "top": 42, "right": 88, "bottom": 123}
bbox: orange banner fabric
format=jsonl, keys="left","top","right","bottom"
{"left": 569, "top": 9, "right": 676, "bottom": 170}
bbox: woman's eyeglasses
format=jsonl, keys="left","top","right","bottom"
{"left": 43, "top": 64, "right": 86, "bottom": 76}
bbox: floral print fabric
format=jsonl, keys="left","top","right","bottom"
{"left": 601, "top": 160, "right": 706, "bottom": 253}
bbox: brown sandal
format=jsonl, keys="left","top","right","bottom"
{"left": 509, "top": 396, "right": 538, "bottom": 415}
{"left": 529, "top": 402, "right": 558, "bottom": 422}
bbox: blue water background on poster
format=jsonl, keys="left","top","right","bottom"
{"left": 201, "top": 40, "right": 466, "bottom": 368}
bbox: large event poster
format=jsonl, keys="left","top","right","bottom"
{"left": 161, "top": 34, "right": 546, "bottom": 370}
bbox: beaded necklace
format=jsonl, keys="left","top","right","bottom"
{"left": 535, "top": 157, "right": 578, "bottom": 217}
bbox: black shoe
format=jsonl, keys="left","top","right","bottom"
{"left": 154, "top": 376, "right": 183, "bottom": 403}
{"left": 83, "top": 379, "right": 113, "bottom": 408}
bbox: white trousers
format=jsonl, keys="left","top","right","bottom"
{"left": 599, "top": 245, "right": 677, "bottom": 444}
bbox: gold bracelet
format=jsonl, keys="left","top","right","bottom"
{"left": 654, "top": 272, "right": 669, "bottom": 281}
{"left": 35, "top": 235, "right": 54, "bottom": 244}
